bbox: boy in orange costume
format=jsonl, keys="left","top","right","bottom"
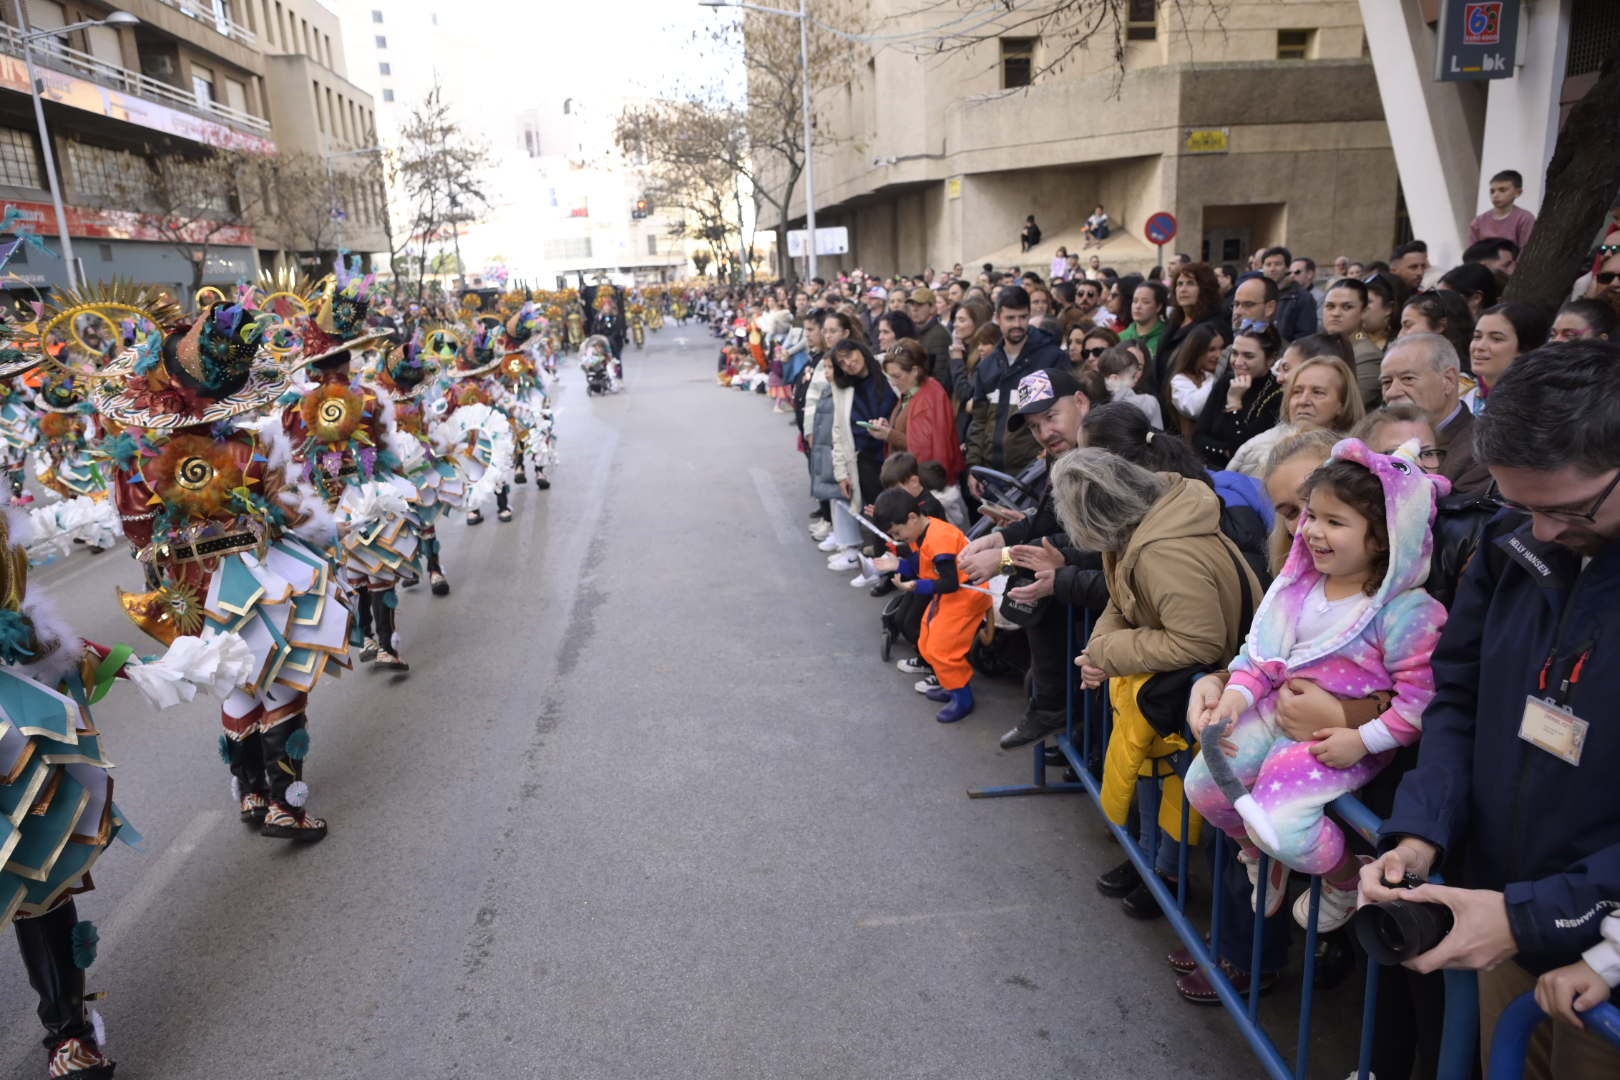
{"left": 874, "top": 487, "right": 991, "bottom": 722}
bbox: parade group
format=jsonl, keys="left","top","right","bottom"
{"left": 0, "top": 262, "right": 678, "bottom": 1079}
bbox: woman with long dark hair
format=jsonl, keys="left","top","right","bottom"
{"left": 1193, "top": 324, "right": 1285, "bottom": 469}
{"left": 1152, "top": 262, "right": 1225, "bottom": 393}
{"left": 829, "top": 338, "right": 898, "bottom": 512}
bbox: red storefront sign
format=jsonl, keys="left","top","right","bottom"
{"left": 2, "top": 199, "right": 254, "bottom": 246}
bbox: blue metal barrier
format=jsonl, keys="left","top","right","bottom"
{"left": 1485, "top": 993, "right": 1620, "bottom": 1079}
{"left": 967, "top": 605, "right": 1480, "bottom": 1080}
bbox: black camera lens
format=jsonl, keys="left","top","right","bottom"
{"left": 1353, "top": 900, "right": 1455, "bottom": 966}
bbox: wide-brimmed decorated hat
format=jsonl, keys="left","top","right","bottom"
{"left": 374, "top": 326, "right": 448, "bottom": 399}
{"left": 505, "top": 301, "right": 544, "bottom": 344}
{"left": 297, "top": 258, "right": 391, "bottom": 368}
{"left": 92, "top": 296, "right": 290, "bottom": 430}
{"left": 33, "top": 368, "right": 89, "bottom": 414}
{"left": 447, "top": 317, "right": 504, "bottom": 379}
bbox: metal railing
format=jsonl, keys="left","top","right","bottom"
{"left": 969, "top": 607, "right": 1484, "bottom": 1079}
{"left": 0, "top": 23, "right": 271, "bottom": 134}
{"left": 146, "top": 0, "right": 257, "bottom": 46}
{"left": 1486, "top": 993, "right": 1620, "bottom": 1079}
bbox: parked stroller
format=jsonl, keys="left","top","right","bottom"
{"left": 580, "top": 334, "right": 620, "bottom": 395}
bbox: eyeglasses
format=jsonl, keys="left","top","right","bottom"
{"left": 1596, "top": 272, "right": 1620, "bottom": 285}
{"left": 1498, "top": 469, "right": 1620, "bottom": 524}
{"left": 1416, "top": 445, "right": 1447, "bottom": 467}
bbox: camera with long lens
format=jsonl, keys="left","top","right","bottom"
{"left": 1352, "top": 871, "right": 1455, "bottom": 965}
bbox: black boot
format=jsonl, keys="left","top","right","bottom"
{"left": 14, "top": 900, "right": 114, "bottom": 1078}
{"left": 496, "top": 485, "right": 512, "bottom": 523}
{"left": 370, "top": 590, "right": 408, "bottom": 670}
{"left": 258, "top": 716, "right": 326, "bottom": 842}
{"left": 424, "top": 531, "right": 449, "bottom": 596}
{"left": 226, "top": 732, "right": 269, "bottom": 823}
{"left": 534, "top": 468, "right": 551, "bottom": 491}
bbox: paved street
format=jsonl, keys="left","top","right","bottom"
{"left": 1, "top": 331, "right": 1265, "bottom": 1079}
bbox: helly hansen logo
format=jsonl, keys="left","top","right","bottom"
{"left": 1505, "top": 536, "right": 1551, "bottom": 578}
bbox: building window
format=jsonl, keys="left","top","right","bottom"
{"left": 1126, "top": 0, "right": 1157, "bottom": 41}
{"left": 648, "top": 234, "right": 659, "bottom": 256}
{"left": 379, "top": 61, "right": 390, "bottom": 75}
{"left": 370, "top": 8, "right": 382, "bottom": 21}
{"left": 98, "top": 243, "right": 113, "bottom": 261}
{"left": 67, "top": 142, "right": 150, "bottom": 201}
{"left": 544, "top": 237, "right": 591, "bottom": 260}
{"left": 0, "top": 128, "right": 43, "bottom": 188}
{"left": 192, "top": 63, "right": 215, "bottom": 104}
{"left": 374, "top": 35, "right": 386, "bottom": 48}
{"left": 382, "top": 88, "right": 395, "bottom": 102}
{"left": 1277, "top": 29, "right": 1315, "bottom": 60}
{"left": 1000, "top": 37, "right": 1034, "bottom": 89}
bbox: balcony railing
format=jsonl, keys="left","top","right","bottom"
{"left": 147, "top": 0, "right": 257, "bottom": 46}
{"left": 0, "top": 23, "right": 271, "bottom": 135}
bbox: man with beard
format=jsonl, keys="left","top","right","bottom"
{"left": 965, "top": 286, "right": 1067, "bottom": 492}
{"left": 959, "top": 367, "right": 1107, "bottom": 749}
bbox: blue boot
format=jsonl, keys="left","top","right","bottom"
{"left": 923, "top": 686, "right": 952, "bottom": 703}
{"left": 936, "top": 685, "right": 975, "bottom": 723}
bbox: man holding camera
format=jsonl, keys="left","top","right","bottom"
{"left": 1362, "top": 341, "right": 1620, "bottom": 1078}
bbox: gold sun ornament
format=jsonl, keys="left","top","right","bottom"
{"left": 146, "top": 434, "right": 246, "bottom": 517}
{"left": 300, "top": 383, "right": 365, "bottom": 444}
{"left": 117, "top": 581, "right": 205, "bottom": 645}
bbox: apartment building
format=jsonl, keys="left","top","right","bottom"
{"left": 754, "top": 0, "right": 1399, "bottom": 277}
{"left": 256, "top": 0, "right": 387, "bottom": 269}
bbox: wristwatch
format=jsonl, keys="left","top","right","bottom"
{"left": 999, "top": 548, "right": 1016, "bottom": 571}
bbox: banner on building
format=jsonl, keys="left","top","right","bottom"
{"left": 0, "top": 200, "right": 253, "bottom": 246}
{"left": 1435, "top": 0, "right": 1520, "bottom": 82}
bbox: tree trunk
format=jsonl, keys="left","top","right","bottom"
{"left": 1503, "top": 57, "right": 1620, "bottom": 314}
{"left": 190, "top": 248, "right": 208, "bottom": 293}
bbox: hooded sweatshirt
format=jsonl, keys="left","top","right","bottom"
{"left": 1226, "top": 439, "right": 1450, "bottom": 750}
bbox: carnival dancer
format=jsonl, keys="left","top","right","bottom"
{"left": 435, "top": 319, "right": 517, "bottom": 525}
{"left": 282, "top": 263, "right": 420, "bottom": 672}
{"left": 497, "top": 303, "right": 556, "bottom": 490}
{"left": 27, "top": 370, "right": 119, "bottom": 556}
{"left": 369, "top": 325, "right": 464, "bottom": 596}
{"left": 97, "top": 296, "right": 351, "bottom": 841}
{"left": 0, "top": 376, "right": 38, "bottom": 505}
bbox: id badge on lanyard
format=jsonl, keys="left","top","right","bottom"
{"left": 1518, "top": 696, "right": 1589, "bottom": 767}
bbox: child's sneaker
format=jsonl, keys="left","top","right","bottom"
{"left": 1238, "top": 849, "right": 1289, "bottom": 917}
{"left": 1293, "top": 857, "right": 1369, "bottom": 933}
{"left": 913, "top": 674, "right": 941, "bottom": 694}
{"left": 895, "top": 657, "right": 931, "bottom": 676}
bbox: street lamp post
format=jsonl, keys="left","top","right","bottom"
{"left": 698, "top": 0, "right": 816, "bottom": 283}
{"left": 9, "top": 6, "right": 139, "bottom": 291}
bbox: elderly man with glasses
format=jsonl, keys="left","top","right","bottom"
{"left": 1378, "top": 333, "right": 1492, "bottom": 496}
{"left": 1363, "top": 340, "right": 1620, "bottom": 1080}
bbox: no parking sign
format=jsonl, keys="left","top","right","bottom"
{"left": 1145, "top": 212, "right": 1177, "bottom": 246}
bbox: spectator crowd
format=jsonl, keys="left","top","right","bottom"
{"left": 696, "top": 171, "right": 1620, "bottom": 1079}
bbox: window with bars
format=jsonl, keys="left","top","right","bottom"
{"left": 1127, "top": 0, "right": 1157, "bottom": 41}
{"left": 1567, "top": 0, "right": 1619, "bottom": 77}
{"left": 1000, "top": 37, "right": 1035, "bottom": 89}
{"left": 0, "top": 129, "right": 43, "bottom": 189}
{"left": 1277, "top": 29, "right": 1315, "bottom": 60}
{"left": 67, "top": 143, "right": 151, "bottom": 201}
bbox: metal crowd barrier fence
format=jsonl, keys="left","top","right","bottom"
{"left": 1484, "top": 994, "right": 1620, "bottom": 1079}
{"left": 967, "top": 606, "right": 1485, "bottom": 1079}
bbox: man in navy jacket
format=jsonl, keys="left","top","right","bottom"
{"left": 1362, "top": 340, "right": 1620, "bottom": 1077}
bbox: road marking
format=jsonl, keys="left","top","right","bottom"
{"left": 749, "top": 467, "right": 799, "bottom": 547}
{"left": 855, "top": 904, "right": 1037, "bottom": 928}
{"left": 3, "top": 810, "right": 222, "bottom": 1063}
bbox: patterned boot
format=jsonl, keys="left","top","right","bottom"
{"left": 14, "top": 901, "right": 115, "bottom": 1079}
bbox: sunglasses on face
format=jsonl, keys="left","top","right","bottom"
{"left": 1077, "top": 346, "right": 1107, "bottom": 359}
{"left": 1597, "top": 272, "right": 1620, "bottom": 285}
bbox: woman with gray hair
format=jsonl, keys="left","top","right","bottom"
{"left": 1053, "top": 447, "right": 1260, "bottom": 917}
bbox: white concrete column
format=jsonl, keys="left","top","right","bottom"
{"left": 1359, "top": 0, "right": 1485, "bottom": 270}
{"left": 1476, "top": 0, "right": 1571, "bottom": 215}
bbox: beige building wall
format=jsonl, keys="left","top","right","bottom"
{"left": 757, "top": 0, "right": 1395, "bottom": 276}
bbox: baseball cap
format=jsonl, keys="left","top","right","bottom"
{"left": 909, "top": 287, "right": 936, "bottom": 304}
{"left": 1007, "top": 368, "right": 1083, "bottom": 431}
{"left": 867, "top": 286, "right": 888, "bottom": 299}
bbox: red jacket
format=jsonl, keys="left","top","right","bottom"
{"left": 901, "top": 377, "right": 965, "bottom": 483}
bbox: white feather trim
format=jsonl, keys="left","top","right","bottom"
{"left": 123, "top": 632, "right": 256, "bottom": 708}
{"left": 89, "top": 1008, "right": 106, "bottom": 1052}
{"left": 286, "top": 488, "right": 339, "bottom": 547}
{"left": 339, "top": 480, "right": 410, "bottom": 528}
{"left": 11, "top": 594, "right": 81, "bottom": 686}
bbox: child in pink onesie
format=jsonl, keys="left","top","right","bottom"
{"left": 1185, "top": 439, "right": 1449, "bottom": 932}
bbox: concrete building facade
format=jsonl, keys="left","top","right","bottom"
{"left": 759, "top": 0, "right": 1399, "bottom": 278}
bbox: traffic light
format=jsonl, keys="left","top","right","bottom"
{"left": 631, "top": 197, "right": 650, "bottom": 220}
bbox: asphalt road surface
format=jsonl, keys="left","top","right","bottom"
{"left": 0, "top": 331, "right": 1284, "bottom": 1079}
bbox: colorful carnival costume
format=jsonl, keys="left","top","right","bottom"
{"left": 0, "top": 376, "right": 39, "bottom": 505}
{"left": 368, "top": 326, "right": 463, "bottom": 597}
{"left": 496, "top": 305, "right": 556, "bottom": 491}
{"left": 434, "top": 322, "right": 517, "bottom": 526}
{"left": 281, "top": 267, "right": 418, "bottom": 672}
{"left": 27, "top": 372, "right": 119, "bottom": 556}
{"left": 0, "top": 478, "right": 253, "bottom": 1077}
{"left": 98, "top": 298, "right": 350, "bottom": 842}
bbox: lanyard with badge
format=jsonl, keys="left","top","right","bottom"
{"left": 1522, "top": 633, "right": 1594, "bottom": 767}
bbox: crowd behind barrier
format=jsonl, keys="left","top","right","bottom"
{"left": 695, "top": 188, "right": 1620, "bottom": 1079}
